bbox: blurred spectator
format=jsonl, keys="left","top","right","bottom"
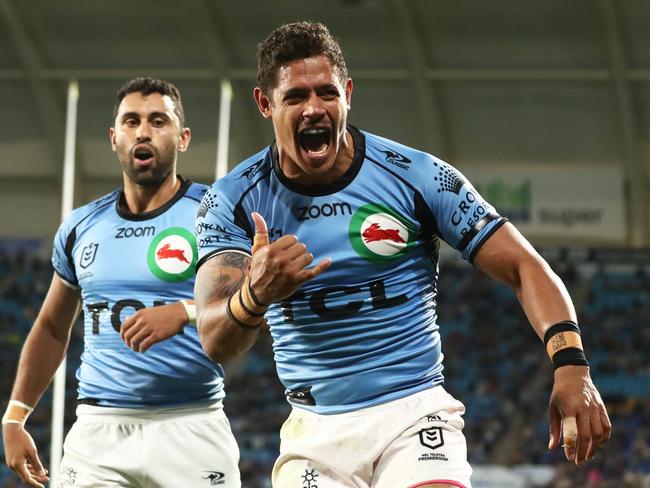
{"left": 1, "top": 247, "right": 648, "bottom": 487}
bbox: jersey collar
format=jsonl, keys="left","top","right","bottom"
{"left": 271, "top": 125, "right": 366, "bottom": 196}
{"left": 116, "top": 176, "right": 191, "bottom": 221}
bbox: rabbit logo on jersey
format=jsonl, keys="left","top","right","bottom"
{"left": 348, "top": 204, "right": 415, "bottom": 263}
{"left": 147, "top": 227, "right": 197, "bottom": 282}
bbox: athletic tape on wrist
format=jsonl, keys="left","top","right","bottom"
{"left": 241, "top": 277, "right": 269, "bottom": 314}
{"left": 2, "top": 400, "right": 34, "bottom": 426}
{"left": 246, "top": 278, "right": 269, "bottom": 308}
{"left": 543, "top": 321, "right": 589, "bottom": 369}
{"left": 180, "top": 299, "right": 197, "bottom": 324}
{"left": 238, "top": 289, "right": 265, "bottom": 317}
{"left": 227, "top": 291, "right": 264, "bottom": 329}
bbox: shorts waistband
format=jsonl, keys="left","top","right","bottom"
{"left": 75, "top": 400, "right": 223, "bottom": 422}
{"left": 290, "top": 385, "right": 448, "bottom": 419}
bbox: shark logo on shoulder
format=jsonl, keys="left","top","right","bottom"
{"left": 238, "top": 159, "right": 264, "bottom": 180}
{"left": 379, "top": 149, "right": 411, "bottom": 169}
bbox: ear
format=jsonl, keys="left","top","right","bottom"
{"left": 345, "top": 78, "right": 353, "bottom": 111}
{"left": 253, "top": 87, "right": 273, "bottom": 119}
{"left": 109, "top": 127, "right": 117, "bottom": 151}
{"left": 178, "top": 127, "right": 191, "bottom": 153}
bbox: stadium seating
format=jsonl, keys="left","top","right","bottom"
{"left": 0, "top": 249, "right": 648, "bottom": 488}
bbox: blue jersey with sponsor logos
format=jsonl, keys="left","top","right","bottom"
{"left": 196, "top": 127, "right": 506, "bottom": 414}
{"left": 52, "top": 178, "right": 224, "bottom": 407}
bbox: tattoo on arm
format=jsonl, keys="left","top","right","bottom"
{"left": 195, "top": 253, "right": 251, "bottom": 308}
{"left": 219, "top": 253, "right": 248, "bottom": 268}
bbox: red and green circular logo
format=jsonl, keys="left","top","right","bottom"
{"left": 147, "top": 227, "right": 197, "bottom": 282}
{"left": 348, "top": 204, "right": 415, "bottom": 263}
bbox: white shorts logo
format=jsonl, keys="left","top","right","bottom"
{"left": 419, "top": 427, "right": 444, "bottom": 450}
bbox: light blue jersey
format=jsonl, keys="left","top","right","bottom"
{"left": 196, "top": 127, "right": 506, "bottom": 414}
{"left": 53, "top": 178, "right": 224, "bottom": 407}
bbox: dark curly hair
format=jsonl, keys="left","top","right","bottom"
{"left": 113, "top": 77, "right": 185, "bottom": 127}
{"left": 257, "top": 21, "right": 348, "bottom": 95}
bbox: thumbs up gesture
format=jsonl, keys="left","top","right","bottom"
{"left": 248, "top": 212, "right": 331, "bottom": 305}
{"left": 251, "top": 212, "right": 269, "bottom": 254}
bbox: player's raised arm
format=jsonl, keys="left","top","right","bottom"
{"left": 195, "top": 250, "right": 259, "bottom": 363}
{"left": 195, "top": 212, "right": 331, "bottom": 362}
{"left": 2, "top": 274, "right": 81, "bottom": 487}
{"left": 473, "top": 222, "right": 611, "bottom": 465}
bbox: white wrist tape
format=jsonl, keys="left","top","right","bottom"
{"left": 2, "top": 400, "right": 34, "bottom": 426}
{"left": 180, "top": 299, "right": 197, "bottom": 324}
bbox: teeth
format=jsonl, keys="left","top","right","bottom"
{"left": 302, "top": 128, "right": 328, "bottom": 135}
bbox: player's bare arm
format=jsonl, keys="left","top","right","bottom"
{"left": 195, "top": 251, "right": 259, "bottom": 363}
{"left": 9, "top": 275, "right": 81, "bottom": 412}
{"left": 3, "top": 274, "right": 81, "bottom": 488}
{"left": 474, "top": 223, "right": 576, "bottom": 330}
{"left": 473, "top": 222, "right": 611, "bottom": 465}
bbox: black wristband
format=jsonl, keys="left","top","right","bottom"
{"left": 543, "top": 320, "right": 580, "bottom": 346}
{"left": 226, "top": 295, "right": 262, "bottom": 330}
{"left": 552, "top": 347, "right": 589, "bottom": 369}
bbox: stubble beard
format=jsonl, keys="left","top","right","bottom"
{"left": 118, "top": 142, "right": 176, "bottom": 188}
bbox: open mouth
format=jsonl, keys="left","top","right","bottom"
{"left": 299, "top": 127, "right": 331, "bottom": 155}
{"left": 133, "top": 145, "right": 154, "bottom": 163}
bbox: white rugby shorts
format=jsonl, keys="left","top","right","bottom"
{"left": 272, "top": 385, "right": 472, "bottom": 488}
{"left": 57, "top": 401, "right": 240, "bottom": 488}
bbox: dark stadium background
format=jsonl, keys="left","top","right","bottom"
{"left": 1, "top": 1, "right": 648, "bottom": 487}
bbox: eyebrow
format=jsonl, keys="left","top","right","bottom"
{"left": 283, "top": 83, "right": 340, "bottom": 96}
{"left": 283, "top": 87, "right": 309, "bottom": 98}
{"left": 120, "top": 111, "right": 171, "bottom": 121}
{"left": 120, "top": 111, "right": 141, "bottom": 122}
{"left": 148, "top": 111, "right": 171, "bottom": 120}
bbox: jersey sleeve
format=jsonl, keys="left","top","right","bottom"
{"left": 51, "top": 219, "right": 78, "bottom": 288}
{"left": 419, "top": 156, "right": 507, "bottom": 262}
{"left": 195, "top": 179, "right": 253, "bottom": 270}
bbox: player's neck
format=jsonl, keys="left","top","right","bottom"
{"left": 122, "top": 173, "right": 180, "bottom": 214}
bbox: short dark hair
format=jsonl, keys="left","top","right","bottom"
{"left": 113, "top": 77, "right": 185, "bottom": 127}
{"left": 257, "top": 21, "right": 348, "bottom": 95}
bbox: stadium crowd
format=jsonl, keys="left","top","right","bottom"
{"left": 0, "top": 246, "right": 648, "bottom": 487}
